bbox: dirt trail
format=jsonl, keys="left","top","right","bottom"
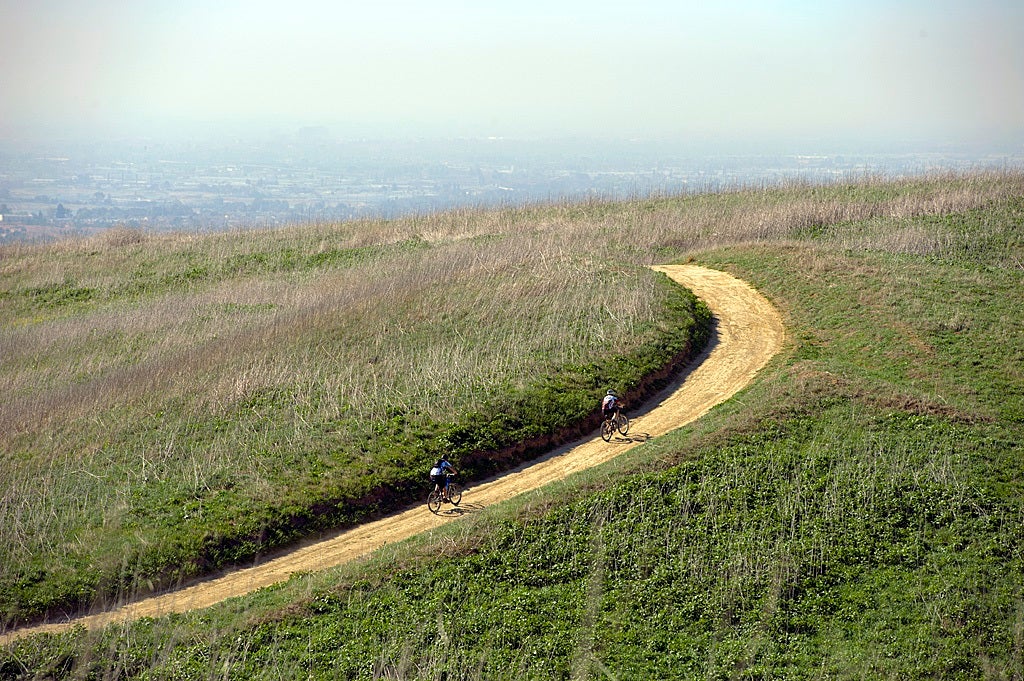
{"left": 2, "top": 265, "right": 784, "bottom": 644}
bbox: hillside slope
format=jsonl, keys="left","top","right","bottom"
{"left": 0, "top": 264, "right": 784, "bottom": 643}
{"left": 3, "top": 172, "right": 1021, "bottom": 679}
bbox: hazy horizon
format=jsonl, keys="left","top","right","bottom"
{"left": 2, "top": 0, "right": 1024, "bottom": 153}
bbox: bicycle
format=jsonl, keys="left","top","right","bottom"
{"left": 427, "top": 474, "right": 462, "bottom": 513}
{"left": 600, "top": 410, "right": 630, "bottom": 442}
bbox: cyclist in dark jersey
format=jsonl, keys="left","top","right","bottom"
{"left": 429, "top": 454, "right": 458, "bottom": 501}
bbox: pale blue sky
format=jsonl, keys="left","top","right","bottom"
{"left": 2, "top": 0, "right": 1022, "bottom": 148}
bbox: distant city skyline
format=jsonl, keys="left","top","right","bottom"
{"left": 2, "top": 0, "right": 1023, "bottom": 151}
{"left": 2, "top": 134, "right": 1019, "bottom": 243}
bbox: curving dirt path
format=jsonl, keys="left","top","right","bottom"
{"left": 2, "top": 265, "right": 784, "bottom": 644}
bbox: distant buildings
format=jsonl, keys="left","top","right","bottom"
{"left": 0, "top": 137, "right": 1017, "bottom": 243}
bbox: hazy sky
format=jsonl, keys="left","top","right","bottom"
{"left": 2, "top": 0, "right": 1022, "bottom": 149}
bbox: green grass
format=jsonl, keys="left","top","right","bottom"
{"left": 2, "top": 170, "right": 1023, "bottom": 679}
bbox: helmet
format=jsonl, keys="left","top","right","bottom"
{"left": 441, "top": 453, "right": 449, "bottom": 461}
{"left": 606, "top": 389, "right": 617, "bottom": 396}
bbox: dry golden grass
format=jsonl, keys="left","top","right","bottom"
{"left": 3, "top": 170, "right": 1020, "bottom": 444}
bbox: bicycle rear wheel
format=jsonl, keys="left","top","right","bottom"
{"left": 616, "top": 413, "right": 630, "bottom": 436}
{"left": 601, "top": 419, "right": 614, "bottom": 442}
{"left": 427, "top": 490, "right": 442, "bottom": 514}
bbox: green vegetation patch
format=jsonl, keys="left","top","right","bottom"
{"left": 21, "top": 280, "right": 96, "bottom": 308}
{"left": 9, "top": 403, "right": 1020, "bottom": 679}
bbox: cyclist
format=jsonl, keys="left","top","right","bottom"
{"left": 429, "top": 454, "right": 458, "bottom": 501}
{"left": 602, "top": 389, "right": 622, "bottom": 422}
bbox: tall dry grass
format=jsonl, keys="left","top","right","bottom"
{"left": 1, "top": 204, "right": 669, "bottom": 599}
{"left": 4, "top": 173, "right": 1020, "bottom": 424}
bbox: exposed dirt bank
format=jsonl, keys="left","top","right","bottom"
{"left": 1, "top": 264, "right": 784, "bottom": 644}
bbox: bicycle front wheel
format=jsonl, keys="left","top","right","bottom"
{"left": 616, "top": 414, "right": 630, "bottom": 436}
{"left": 448, "top": 483, "right": 463, "bottom": 506}
{"left": 427, "top": 490, "right": 442, "bottom": 514}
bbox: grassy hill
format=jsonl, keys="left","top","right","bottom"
{"left": 2, "top": 170, "right": 1023, "bottom": 678}
{"left": 0, "top": 208, "right": 711, "bottom": 625}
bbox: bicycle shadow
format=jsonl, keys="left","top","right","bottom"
{"left": 434, "top": 501, "right": 486, "bottom": 517}
{"left": 606, "top": 432, "right": 652, "bottom": 444}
